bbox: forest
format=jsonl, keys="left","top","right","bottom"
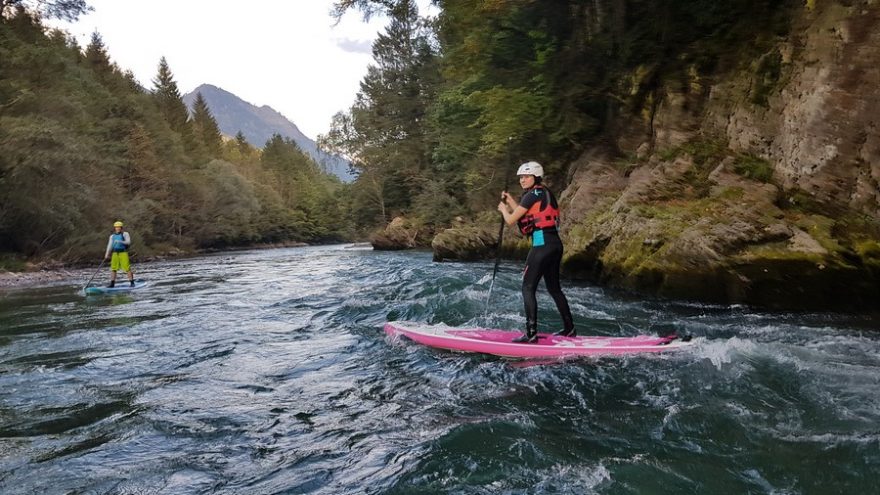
{"left": 0, "top": 2, "right": 348, "bottom": 267}
{"left": 2, "top": 0, "right": 805, "bottom": 266}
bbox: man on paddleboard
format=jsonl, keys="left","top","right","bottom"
{"left": 497, "top": 161, "right": 575, "bottom": 343}
{"left": 104, "top": 221, "right": 135, "bottom": 287}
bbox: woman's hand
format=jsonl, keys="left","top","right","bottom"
{"left": 501, "top": 190, "right": 517, "bottom": 210}
{"left": 497, "top": 202, "right": 508, "bottom": 214}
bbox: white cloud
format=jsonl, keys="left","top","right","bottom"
{"left": 335, "top": 37, "right": 374, "bottom": 55}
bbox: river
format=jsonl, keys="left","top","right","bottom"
{"left": 1, "top": 245, "right": 878, "bottom": 494}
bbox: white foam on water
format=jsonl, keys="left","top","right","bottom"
{"left": 461, "top": 287, "right": 491, "bottom": 302}
{"left": 774, "top": 431, "right": 880, "bottom": 447}
{"left": 342, "top": 297, "right": 383, "bottom": 309}
{"left": 690, "top": 336, "right": 760, "bottom": 369}
{"left": 724, "top": 400, "right": 771, "bottom": 422}
{"left": 464, "top": 312, "right": 524, "bottom": 329}
{"left": 740, "top": 468, "right": 794, "bottom": 495}
{"left": 568, "top": 302, "right": 614, "bottom": 320}
{"left": 472, "top": 461, "right": 612, "bottom": 494}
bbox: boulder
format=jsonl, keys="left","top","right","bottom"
{"left": 432, "top": 225, "right": 498, "bottom": 262}
{"left": 432, "top": 217, "right": 530, "bottom": 262}
{"left": 370, "top": 217, "right": 425, "bottom": 250}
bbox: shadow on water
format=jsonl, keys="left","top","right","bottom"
{"left": 0, "top": 245, "right": 878, "bottom": 494}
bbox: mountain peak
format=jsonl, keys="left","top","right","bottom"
{"left": 182, "top": 84, "right": 353, "bottom": 182}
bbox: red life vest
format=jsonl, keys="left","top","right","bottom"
{"left": 517, "top": 185, "right": 559, "bottom": 235}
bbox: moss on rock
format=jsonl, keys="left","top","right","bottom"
{"left": 557, "top": 142, "right": 880, "bottom": 311}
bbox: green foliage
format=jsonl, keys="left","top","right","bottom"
{"left": 750, "top": 49, "right": 784, "bottom": 107}
{"left": 190, "top": 160, "right": 261, "bottom": 247}
{"left": 410, "top": 180, "right": 466, "bottom": 228}
{"left": 0, "top": 252, "right": 27, "bottom": 271}
{"left": 151, "top": 56, "right": 198, "bottom": 161}
{"left": 795, "top": 214, "right": 842, "bottom": 254}
{"left": 83, "top": 31, "right": 111, "bottom": 76}
{"left": 855, "top": 240, "right": 880, "bottom": 269}
{"left": 469, "top": 86, "right": 551, "bottom": 156}
{"left": 681, "top": 140, "right": 729, "bottom": 170}
{"left": 190, "top": 92, "right": 223, "bottom": 156}
{"left": 0, "top": 115, "right": 109, "bottom": 254}
{"left": 733, "top": 153, "right": 775, "bottom": 182}
{"left": 258, "top": 135, "right": 346, "bottom": 241}
{"left": 779, "top": 188, "right": 826, "bottom": 215}
{"left": 658, "top": 139, "right": 728, "bottom": 172}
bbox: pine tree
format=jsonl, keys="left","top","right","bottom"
{"left": 235, "top": 131, "right": 249, "bottom": 153}
{"left": 151, "top": 57, "right": 189, "bottom": 133}
{"left": 124, "top": 123, "right": 168, "bottom": 197}
{"left": 151, "top": 56, "right": 198, "bottom": 161}
{"left": 190, "top": 92, "right": 222, "bottom": 157}
{"left": 83, "top": 31, "right": 109, "bottom": 69}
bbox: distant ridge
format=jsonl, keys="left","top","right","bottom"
{"left": 182, "top": 84, "right": 354, "bottom": 182}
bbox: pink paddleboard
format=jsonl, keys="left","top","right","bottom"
{"left": 384, "top": 321, "right": 693, "bottom": 359}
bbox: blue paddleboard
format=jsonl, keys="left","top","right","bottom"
{"left": 83, "top": 280, "right": 148, "bottom": 295}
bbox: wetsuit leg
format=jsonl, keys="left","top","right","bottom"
{"left": 521, "top": 248, "right": 544, "bottom": 325}
{"left": 543, "top": 243, "right": 574, "bottom": 331}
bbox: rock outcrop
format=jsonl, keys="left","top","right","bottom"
{"left": 432, "top": 216, "right": 530, "bottom": 262}
{"left": 370, "top": 217, "right": 428, "bottom": 250}
{"left": 560, "top": 148, "right": 880, "bottom": 310}
{"left": 709, "top": 3, "right": 880, "bottom": 219}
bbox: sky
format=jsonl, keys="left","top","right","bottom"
{"left": 48, "top": 0, "right": 425, "bottom": 140}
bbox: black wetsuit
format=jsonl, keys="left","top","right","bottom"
{"left": 519, "top": 187, "right": 574, "bottom": 333}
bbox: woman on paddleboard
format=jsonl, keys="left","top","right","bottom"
{"left": 497, "top": 161, "right": 575, "bottom": 343}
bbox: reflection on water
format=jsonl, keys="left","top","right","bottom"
{"left": 1, "top": 245, "right": 878, "bottom": 494}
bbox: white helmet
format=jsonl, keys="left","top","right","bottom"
{"left": 516, "top": 161, "right": 543, "bottom": 177}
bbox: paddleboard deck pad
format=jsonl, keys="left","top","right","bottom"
{"left": 84, "top": 280, "right": 148, "bottom": 295}
{"left": 384, "top": 321, "right": 692, "bottom": 358}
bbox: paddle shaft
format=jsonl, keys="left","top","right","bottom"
{"left": 486, "top": 138, "right": 513, "bottom": 311}
{"left": 82, "top": 257, "right": 106, "bottom": 292}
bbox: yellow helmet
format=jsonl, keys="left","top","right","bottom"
{"left": 113, "top": 221, "right": 124, "bottom": 227}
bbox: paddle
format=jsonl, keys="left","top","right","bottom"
{"left": 82, "top": 257, "right": 106, "bottom": 293}
{"left": 485, "top": 137, "right": 513, "bottom": 312}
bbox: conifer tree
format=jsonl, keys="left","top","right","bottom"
{"left": 83, "top": 31, "right": 112, "bottom": 78}
{"left": 84, "top": 31, "right": 108, "bottom": 63}
{"left": 235, "top": 131, "right": 250, "bottom": 153}
{"left": 124, "top": 123, "right": 167, "bottom": 196}
{"left": 151, "top": 56, "right": 198, "bottom": 160}
{"left": 190, "top": 92, "right": 223, "bottom": 157}
{"left": 151, "top": 57, "right": 189, "bottom": 133}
